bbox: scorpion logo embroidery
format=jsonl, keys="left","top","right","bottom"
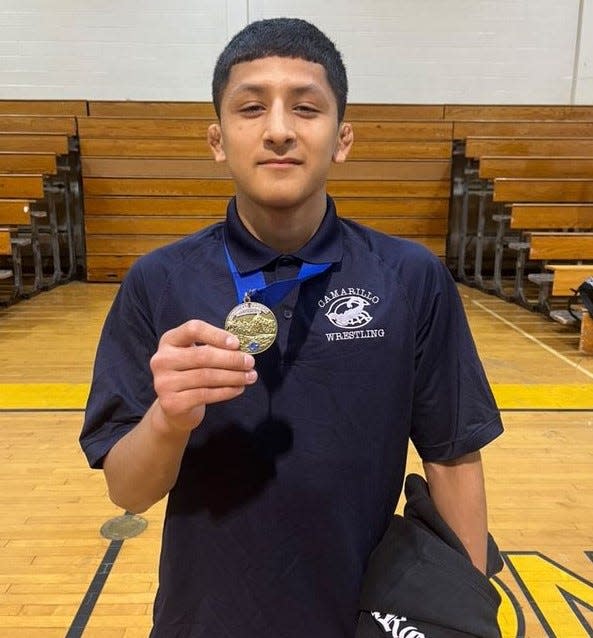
{"left": 325, "top": 296, "right": 373, "bottom": 329}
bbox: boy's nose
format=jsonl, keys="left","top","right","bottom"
{"left": 263, "top": 104, "right": 296, "bottom": 145}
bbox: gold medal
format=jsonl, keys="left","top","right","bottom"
{"left": 225, "top": 301, "right": 278, "bottom": 354}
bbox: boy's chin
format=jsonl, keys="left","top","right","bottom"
{"left": 261, "top": 197, "right": 304, "bottom": 210}
{"left": 250, "top": 192, "right": 314, "bottom": 211}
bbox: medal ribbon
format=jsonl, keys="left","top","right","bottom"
{"left": 224, "top": 242, "right": 332, "bottom": 307}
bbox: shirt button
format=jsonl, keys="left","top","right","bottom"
{"left": 283, "top": 309, "right": 293, "bottom": 319}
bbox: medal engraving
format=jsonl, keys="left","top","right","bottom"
{"left": 225, "top": 301, "right": 278, "bottom": 354}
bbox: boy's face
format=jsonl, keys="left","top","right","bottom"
{"left": 208, "top": 56, "right": 352, "bottom": 212}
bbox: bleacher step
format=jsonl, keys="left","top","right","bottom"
{"left": 549, "top": 309, "right": 581, "bottom": 325}
{"left": 528, "top": 273, "right": 554, "bottom": 286}
{"left": 508, "top": 241, "right": 530, "bottom": 251}
{"left": 11, "top": 237, "right": 31, "bottom": 247}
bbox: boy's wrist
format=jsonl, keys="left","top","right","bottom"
{"left": 149, "top": 400, "right": 195, "bottom": 442}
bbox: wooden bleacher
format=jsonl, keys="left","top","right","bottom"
{"left": 453, "top": 115, "right": 593, "bottom": 291}
{"left": 528, "top": 232, "right": 593, "bottom": 260}
{"left": 0, "top": 198, "right": 49, "bottom": 300}
{"left": 491, "top": 191, "right": 593, "bottom": 313}
{"left": 0, "top": 206, "right": 27, "bottom": 299}
{"left": 0, "top": 228, "right": 16, "bottom": 288}
{"left": 465, "top": 137, "right": 593, "bottom": 158}
{"left": 0, "top": 152, "right": 58, "bottom": 175}
{"left": 489, "top": 186, "right": 593, "bottom": 306}
{"left": 88, "top": 101, "right": 215, "bottom": 118}
{"left": 0, "top": 102, "right": 86, "bottom": 301}
{"left": 454, "top": 120, "right": 593, "bottom": 139}
{"left": 545, "top": 264, "right": 593, "bottom": 296}
{"left": 444, "top": 104, "right": 593, "bottom": 121}
{"left": 78, "top": 104, "right": 452, "bottom": 281}
{"left": 73, "top": 99, "right": 593, "bottom": 352}
{"left": 479, "top": 157, "right": 593, "bottom": 179}
{"left": 0, "top": 199, "right": 33, "bottom": 224}
{"left": 0, "top": 100, "right": 87, "bottom": 116}
{"left": 0, "top": 174, "right": 44, "bottom": 199}
{"left": 0, "top": 115, "right": 77, "bottom": 136}
{"left": 447, "top": 105, "right": 593, "bottom": 350}
{"left": 493, "top": 178, "right": 593, "bottom": 203}
{"left": 516, "top": 232, "right": 593, "bottom": 313}
{"left": 489, "top": 184, "right": 593, "bottom": 309}
{"left": 510, "top": 203, "right": 593, "bottom": 229}
{"left": 0, "top": 174, "right": 51, "bottom": 300}
{"left": 484, "top": 203, "right": 593, "bottom": 311}
{"left": 0, "top": 99, "right": 591, "bottom": 349}
{"left": 450, "top": 105, "right": 593, "bottom": 345}
{"left": 0, "top": 134, "right": 70, "bottom": 155}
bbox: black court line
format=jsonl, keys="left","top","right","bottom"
{"left": 65, "top": 533, "right": 125, "bottom": 638}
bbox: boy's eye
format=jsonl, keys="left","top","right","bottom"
{"left": 294, "top": 105, "right": 319, "bottom": 115}
{"left": 240, "top": 104, "right": 265, "bottom": 115}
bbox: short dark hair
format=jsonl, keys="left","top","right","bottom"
{"left": 212, "top": 18, "right": 348, "bottom": 122}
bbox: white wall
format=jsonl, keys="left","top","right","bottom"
{"left": 0, "top": 0, "right": 236, "bottom": 99}
{"left": 251, "top": 0, "right": 582, "bottom": 104}
{"left": 576, "top": 0, "right": 593, "bottom": 102}
{"left": 0, "top": 0, "right": 589, "bottom": 104}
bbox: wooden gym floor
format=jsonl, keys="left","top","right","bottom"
{"left": 0, "top": 281, "right": 592, "bottom": 638}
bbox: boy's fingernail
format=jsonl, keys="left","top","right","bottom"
{"left": 226, "top": 334, "right": 240, "bottom": 347}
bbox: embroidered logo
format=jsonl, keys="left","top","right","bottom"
{"left": 371, "top": 612, "right": 427, "bottom": 638}
{"left": 317, "top": 287, "right": 386, "bottom": 342}
{"left": 325, "top": 296, "right": 372, "bottom": 329}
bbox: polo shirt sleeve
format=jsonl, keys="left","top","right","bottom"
{"left": 409, "top": 258, "right": 503, "bottom": 462}
{"left": 80, "top": 266, "right": 159, "bottom": 469}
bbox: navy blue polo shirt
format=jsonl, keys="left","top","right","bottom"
{"left": 81, "top": 197, "right": 503, "bottom": 638}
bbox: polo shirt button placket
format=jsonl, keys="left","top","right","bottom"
{"left": 275, "top": 256, "right": 297, "bottom": 322}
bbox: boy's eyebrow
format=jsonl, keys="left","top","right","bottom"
{"left": 228, "top": 82, "right": 328, "bottom": 99}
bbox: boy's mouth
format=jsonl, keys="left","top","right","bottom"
{"left": 258, "top": 158, "right": 303, "bottom": 166}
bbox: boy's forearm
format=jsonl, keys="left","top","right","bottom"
{"left": 100, "top": 320, "right": 256, "bottom": 514}
{"left": 422, "top": 451, "right": 488, "bottom": 574}
{"left": 103, "top": 400, "right": 191, "bottom": 514}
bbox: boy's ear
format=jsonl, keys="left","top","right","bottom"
{"left": 332, "top": 122, "right": 353, "bottom": 163}
{"left": 208, "top": 123, "right": 226, "bottom": 162}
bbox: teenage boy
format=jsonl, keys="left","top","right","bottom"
{"left": 80, "top": 17, "right": 503, "bottom": 638}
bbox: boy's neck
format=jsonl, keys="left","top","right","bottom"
{"left": 235, "top": 192, "right": 327, "bottom": 254}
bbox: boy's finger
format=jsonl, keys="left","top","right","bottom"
{"left": 160, "top": 319, "right": 240, "bottom": 349}
{"left": 157, "top": 344, "right": 255, "bottom": 373}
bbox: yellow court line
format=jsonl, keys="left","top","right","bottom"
{"left": 0, "top": 384, "right": 90, "bottom": 410}
{"left": 0, "top": 382, "right": 591, "bottom": 411}
{"left": 492, "top": 384, "right": 593, "bottom": 410}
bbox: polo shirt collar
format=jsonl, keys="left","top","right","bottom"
{"left": 223, "top": 196, "right": 343, "bottom": 274}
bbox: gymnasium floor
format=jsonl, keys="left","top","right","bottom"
{"left": 0, "top": 281, "right": 592, "bottom": 638}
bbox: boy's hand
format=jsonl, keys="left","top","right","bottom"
{"left": 149, "top": 319, "right": 258, "bottom": 433}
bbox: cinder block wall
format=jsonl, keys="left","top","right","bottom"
{"left": 0, "top": 0, "right": 590, "bottom": 103}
